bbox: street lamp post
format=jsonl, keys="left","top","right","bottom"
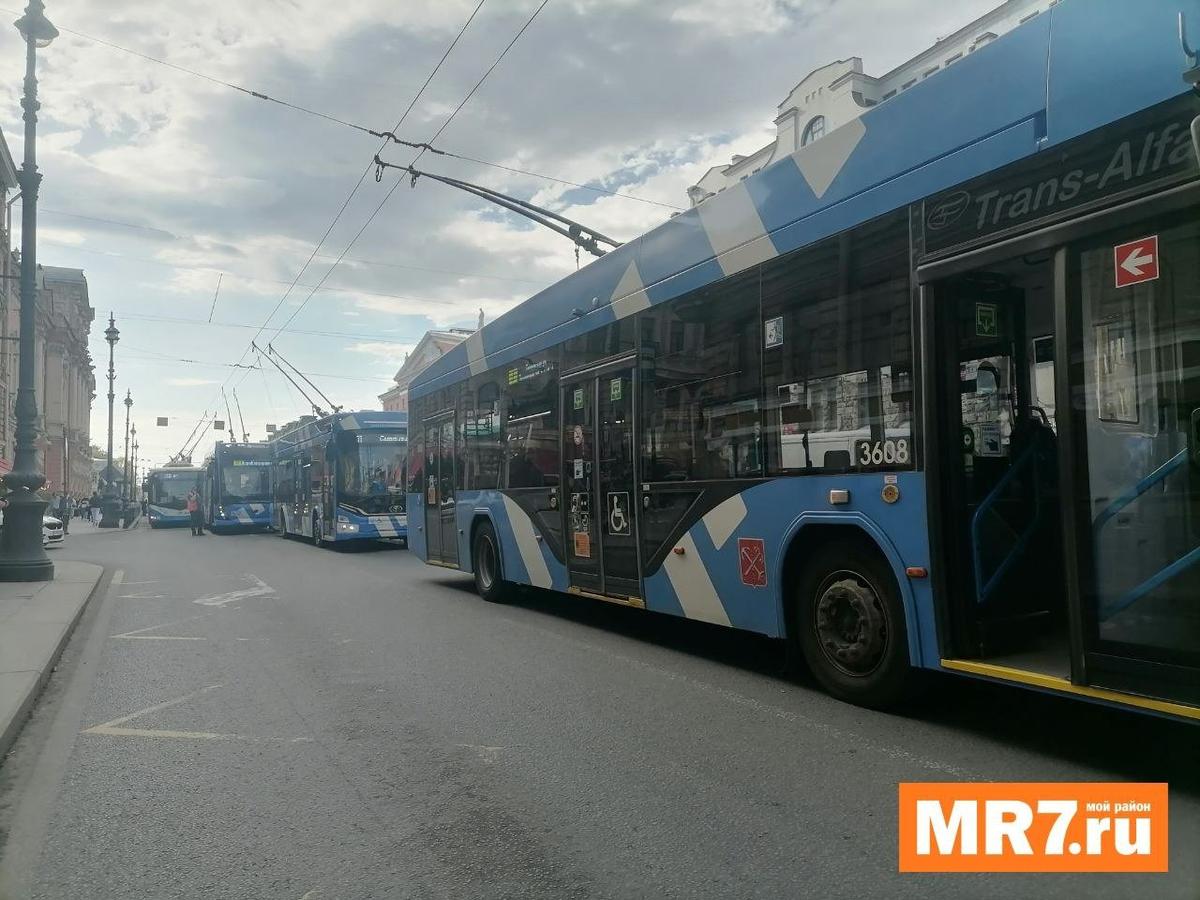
{"left": 131, "top": 434, "right": 138, "bottom": 506}
{"left": 99, "top": 313, "right": 120, "bottom": 528}
{"left": 121, "top": 388, "right": 130, "bottom": 513}
{"left": 0, "top": 0, "right": 58, "bottom": 580}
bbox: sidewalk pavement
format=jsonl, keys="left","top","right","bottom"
{"left": 0, "top": 560, "right": 105, "bottom": 760}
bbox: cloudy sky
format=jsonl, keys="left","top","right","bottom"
{"left": 0, "top": 0, "right": 997, "bottom": 470}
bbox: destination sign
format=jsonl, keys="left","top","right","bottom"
{"left": 923, "top": 95, "right": 1200, "bottom": 253}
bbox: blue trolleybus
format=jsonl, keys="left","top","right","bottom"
{"left": 408, "top": 1, "right": 1200, "bottom": 721}
{"left": 201, "top": 441, "right": 275, "bottom": 532}
{"left": 272, "top": 411, "right": 408, "bottom": 546}
{"left": 145, "top": 465, "right": 204, "bottom": 528}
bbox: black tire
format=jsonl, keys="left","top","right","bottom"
{"left": 472, "top": 521, "right": 509, "bottom": 602}
{"left": 793, "top": 539, "right": 914, "bottom": 709}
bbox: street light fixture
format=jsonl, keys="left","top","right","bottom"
{"left": 100, "top": 312, "right": 120, "bottom": 528}
{"left": 0, "top": 0, "right": 57, "bottom": 580}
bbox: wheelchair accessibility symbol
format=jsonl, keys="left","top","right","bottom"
{"left": 607, "top": 492, "right": 630, "bottom": 536}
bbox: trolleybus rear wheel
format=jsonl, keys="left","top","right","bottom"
{"left": 472, "top": 521, "right": 509, "bottom": 603}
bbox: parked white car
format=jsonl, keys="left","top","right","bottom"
{"left": 42, "top": 514, "right": 64, "bottom": 546}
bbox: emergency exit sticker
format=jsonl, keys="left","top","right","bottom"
{"left": 1113, "top": 235, "right": 1159, "bottom": 288}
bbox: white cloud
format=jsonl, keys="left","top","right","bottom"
{"left": 166, "top": 377, "right": 219, "bottom": 387}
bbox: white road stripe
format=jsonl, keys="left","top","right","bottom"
{"left": 193, "top": 574, "right": 274, "bottom": 607}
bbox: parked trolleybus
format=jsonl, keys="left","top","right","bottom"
{"left": 407, "top": 1, "right": 1200, "bottom": 721}
{"left": 201, "top": 441, "right": 275, "bottom": 532}
{"left": 272, "top": 411, "right": 408, "bottom": 546}
{"left": 145, "top": 465, "right": 204, "bottom": 528}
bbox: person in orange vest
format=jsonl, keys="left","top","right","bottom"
{"left": 186, "top": 489, "right": 204, "bottom": 536}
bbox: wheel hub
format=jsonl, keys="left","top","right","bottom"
{"left": 814, "top": 575, "right": 887, "bottom": 676}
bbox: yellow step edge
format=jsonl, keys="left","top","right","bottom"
{"left": 941, "top": 658, "right": 1200, "bottom": 721}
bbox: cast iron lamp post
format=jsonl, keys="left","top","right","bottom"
{"left": 121, "top": 390, "right": 131, "bottom": 508}
{"left": 99, "top": 313, "right": 120, "bottom": 528}
{"left": 0, "top": 0, "right": 58, "bottom": 580}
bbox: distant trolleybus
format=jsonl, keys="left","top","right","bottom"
{"left": 201, "top": 441, "right": 275, "bottom": 532}
{"left": 145, "top": 466, "right": 204, "bottom": 528}
{"left": 407, "top": 1, "right": 1200, "bottom": 722}
{"left": 272, "top": 411, "right": 408, "bottom": 546}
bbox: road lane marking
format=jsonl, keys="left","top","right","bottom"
{"left": 118, "top": 592, "right": 166, "bottom": 599}
{"left": 81, "top": 684, "right": 311, "bottom": 743}
{"left": 193, "top": 573, "right": 275, "bottom": 607}
{"left": 120, "top": 580, "right": 160, "bottom": 585}
{"left": 83, "top": 684, "right": 223, "bottom": 730}
{"left": 112, "top": 617, "right": 209, "bottom": 641}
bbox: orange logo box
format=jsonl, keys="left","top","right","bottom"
{"left": 898, "top": 782, "right": 1168, "bottom": 873}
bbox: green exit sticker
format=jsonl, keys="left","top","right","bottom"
{"left": 975, "top": 303, "right": 998, "bottom": 338}
{"left": 610, "top": 378, "right": 622, "bottom": 401}
{"left": 573, "top": 387, "right": 584, "bottom": 409}
{"left": 507, "top": 368, "right": 518, "bottom": 386}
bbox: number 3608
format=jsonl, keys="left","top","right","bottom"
{"left": 855, "top": 438, "right": 909, "bottom": 467}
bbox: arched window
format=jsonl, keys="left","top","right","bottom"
{"left": 801, "top": 115, "right": 825, "bottom": 146}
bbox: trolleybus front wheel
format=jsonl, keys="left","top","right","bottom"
{"left": 793, "top": 539, "right": 914, "bottom": 709}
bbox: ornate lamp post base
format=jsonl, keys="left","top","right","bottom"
{"left": 99, "top": 496, "right": 121, "bottom": 528}
{"left": 0, "top": 489, "right": 52, "bottom": 581}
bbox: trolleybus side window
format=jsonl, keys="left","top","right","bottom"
{"left": 463, "top": 376, "right": 503, "bottom": 491}
{"left": 761, "top": 210, "right": 913, "bottom": 473}
{"left": 504, "top": 355, "right": 559, "bottom": 489}
{"left": 639, "top": 270, "right": 762, "bottom": 482}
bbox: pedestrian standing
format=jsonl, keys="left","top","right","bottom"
{"left": 58, "top": 492, "right": 71, "bottom": 534}
{"left": 186, "top": 488, "right": 203, "bottom": 536}
{"left": 89, "top": 491, "right": 100, "bottom": 526}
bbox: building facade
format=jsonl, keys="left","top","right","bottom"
{"left": 38, "top": 267, "right": 96, "bottom": 495}
{"left": 0, "top": 126, "right": 95, "bottom": 493}
{"left": 379, "top": 329, "right": 472, "bottom": 412}
{"left": 688, "top": 0, "right": 1051, "bottom": 204}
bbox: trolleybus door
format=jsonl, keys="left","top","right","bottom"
{"left": 562, "top": 363, "right": 640, "bottom": 598}
{"left": 423, "top": 415, "right": 458, "bottom": 565}
{"left": 1069, "top": 216, "right": 1200, "bottom": 703}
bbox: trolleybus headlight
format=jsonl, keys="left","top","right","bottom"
{"left": 336, "top": 514, "right": 358, "bottom": 533}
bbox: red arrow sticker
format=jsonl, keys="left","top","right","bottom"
{"left": 1113, "top": 235, "right": 1159, "bottom": 288}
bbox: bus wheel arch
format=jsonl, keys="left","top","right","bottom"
{"left": 470, "top": 515, "right": 509, "bottom": 603}
{"left": 780, "top": 521, "right": 918, "bottom": 709}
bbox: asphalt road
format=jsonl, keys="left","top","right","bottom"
{"left": 0, "top": 523, "right": 1196, "bottom": 899}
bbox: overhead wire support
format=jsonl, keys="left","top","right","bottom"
{"left": 266, "top": 343, "right": 342, "bottom": 415}
{"left": 252, "top": 342, "right": 328, "bottom": 418}
{"left": 376, "top": 156, "right": 622, "bottom": 258}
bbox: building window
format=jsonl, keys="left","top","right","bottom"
{"left": 801, "top": 116, "right": 825, "bottom": 147}
{"left": 881, "top": 89, "right": 896, "bottom": 100}
{"left": 923, "top": 66, "right": 939, "bottom": 79}
{"left": 945, "top": 52, "right": 962, "bottom": 65}
{"left": 901, "top": 78, "right": 916, "bottom": 90}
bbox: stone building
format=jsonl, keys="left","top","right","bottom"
{"left": 0, "top": 126, "right": 95, "bottom": 494}
{"left": 379, "top": 328, "right": 473, "bottom": 413}
{"left": 688, "top": 0, "right": 1053, "bottom": 205}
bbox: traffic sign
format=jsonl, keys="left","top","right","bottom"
{"left": 1113, "top": 235, "right": 1159, "bottom": 288}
